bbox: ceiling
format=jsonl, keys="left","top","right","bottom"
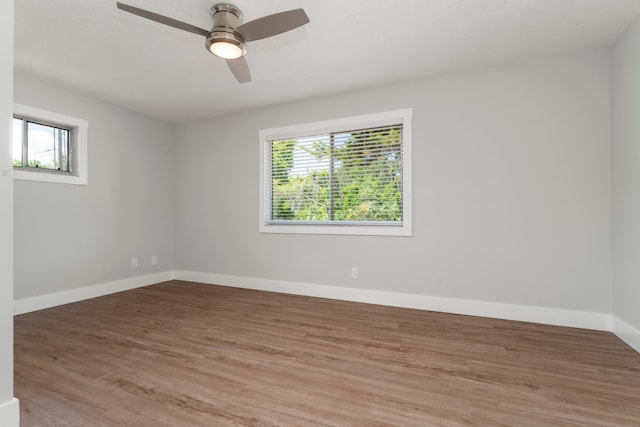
{"left": 14, "top": 0, "right": 640, "bottom": 123}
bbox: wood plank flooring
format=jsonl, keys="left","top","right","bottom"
{"left": 14, "top": 280, "right": 640, "bottom": 426}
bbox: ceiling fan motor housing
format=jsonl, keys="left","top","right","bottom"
{"left": 206, "top": 3, "right": 247, "bottom": 58}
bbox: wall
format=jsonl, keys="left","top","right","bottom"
{"left": 0, "top": 0, "right": 19, "bottom": 425}
{"left": 175, "top": 50, "right": 612, "bottom": 325}
{"left": 13, "top": 70, "right": 175, "bottom": 307}
{"left": 611, "top": 15, "right": 640, "bottom": 351}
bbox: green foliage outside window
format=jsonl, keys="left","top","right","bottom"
{"left": 270, "top": 126, "right": 403, "bottom": 222}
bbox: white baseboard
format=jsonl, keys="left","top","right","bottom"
{"left": 13, "top": 271, "right": 175, "bottom": 315}
{"left": 14, "top": 270, "right": 629, "bottom": 349}
{"left": 0, "top": 398, "right": 20, "bottom": 427}
{"left": 174, "top": 270, "right": 612, "bottom": 332}
{"left": 612, "top": 316, "right": 640, "bottom": 353}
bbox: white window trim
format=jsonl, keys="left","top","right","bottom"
{"left": 13, "top": 103, "right": 88, "bottom": 186}
{"left": 259, "top": 108, "right": 412, "bottom": 236}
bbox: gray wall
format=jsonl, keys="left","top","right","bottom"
{"left": 1, "top": 0, "right": 16, "bottom": 419}
{"left": 611, "top": 15, "right": 640, "bottom": 331}
{"left": 13, "top": 71, "right": 175, "bottom": 300}
{"left": 175, "top": 50, "right": 612, "bottom": 313}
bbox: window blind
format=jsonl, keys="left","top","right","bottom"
{"left": 267, "top": 123, "right": 404, "bottom": 225}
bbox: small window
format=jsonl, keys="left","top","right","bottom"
{"left": 259, "top": 109, "right": 412, "bottom": 236}
{"left": 13, "top": 117, "right": 71, "bottom": 172}
{"left": 13, "top": 104, "right": 88, "bottom": 185}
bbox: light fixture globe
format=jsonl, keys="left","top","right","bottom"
{"left": 206, "top": 30, "right": 246, "bottom": 59}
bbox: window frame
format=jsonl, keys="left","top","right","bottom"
{"left": 259, "top": 109, "right": 412, "bottom": 236}
{"left": 13, "top": 116, "right": 71, "bottom": 173}
{"left": 13, "top": 103, "right": 88, "bottom": 186}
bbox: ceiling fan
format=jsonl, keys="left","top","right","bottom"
{"left": 116, "top": 2, "right": 310, "bottom": 83}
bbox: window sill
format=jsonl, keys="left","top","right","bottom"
{"left": 259, "top": 223, "right": 411, "bottom": 236}
{"left": 13, "top": 169, "right": 87, "bottom": 185}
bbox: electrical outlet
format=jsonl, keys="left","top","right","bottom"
{"left": 151, "top": 255, "right": 158, "bottom": 265}
{"left": 131, "top": 257, "right": 138, "bottom": 268}
{"left": 351, "top": 266, "right": 358, "bottom": 279}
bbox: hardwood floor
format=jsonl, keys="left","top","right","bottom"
{"left": 14, "top": 280, "right": 640, "bottom": 426}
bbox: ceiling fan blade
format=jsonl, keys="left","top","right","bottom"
{"left": 116, "top": 2, "right": 209, "bottom": 37}
{"left": 227, "top": 58, "right": 251, "bottom": 83}
{"left": 236, "top": 9, "right": 309, "bottom": 42}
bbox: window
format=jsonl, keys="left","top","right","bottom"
{"left": 13, "top": 118, "right": 70, "bottom": 172}
{"left": 259, "top": 109, "right": 412, "bottom": 236}
{"left": 12, "top": 103, "right": 88, "bottom": 185}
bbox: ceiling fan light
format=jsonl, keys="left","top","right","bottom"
{"left": 206, "top": 30, "right": 246, "bottom": 60}
{"left": 209, "top": 40, "right": 245, "bottom": 59}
